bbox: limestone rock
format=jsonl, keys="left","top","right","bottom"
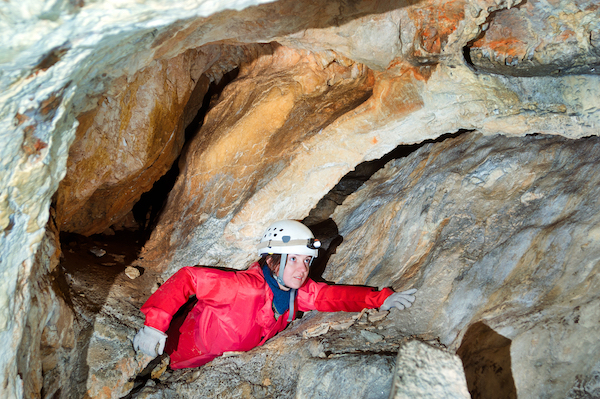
{"left": 566, "top": 360, "right": 600, "bottom": 398}
{"left": 390, "top": 340, "right": 470, "bottom": 399}
{"left": 120, "top": 310, "right": 406, "bottom": 398}
{"left": 125, "top": 266, "right": 141, "bottom": 279}
{"left": 54, "top": 45, "right": 252, "bottom": 236}
{"left": 468, "top": 0, "right": 600, "bottom": 76}
{"left": 138, "top": 44, "right": 374, "bottom": 275}
{"left": 328, "top": 131, "right": 600, "bottom": 398}
{"left": 16, "top": 224, "right": 80, "bottom": 399}
{"left": 296, "top": 354, "right": 395, "bottom": 399}
{"left": 2, "top": 0, "right": 600, "bottom": 398}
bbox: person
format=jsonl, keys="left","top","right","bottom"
{"left": 133, "top": 220, "right": 417, "bottom": 369}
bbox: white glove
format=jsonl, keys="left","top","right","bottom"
{"left": 133, "top": 326, "right": 167, "bottom": 357}
{"left": 380, "top": 288, "right": 417, "bottom": 311}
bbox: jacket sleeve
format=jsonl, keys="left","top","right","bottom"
{"left": 140, "top": 266, "right": 238, "bottom": 332}
{"left": 297, "top": 279, "right": 394, "bottom": 313}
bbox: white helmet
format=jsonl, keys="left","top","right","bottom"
{"left": 257, "top": 220, "right": 320, "bottom": 258}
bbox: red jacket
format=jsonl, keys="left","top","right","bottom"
{"left": 141, "top": 263, "right": 393, "bottom": 369}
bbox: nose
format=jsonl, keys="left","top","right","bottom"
{"left": 301, "top": 260, "right": 310, "bottom": 272}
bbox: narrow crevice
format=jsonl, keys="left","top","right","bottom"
{"left": 131, "top": 67, "right": 241, "bottom": 244}
{"left": 120, "top": 354, "right": 169, "bottom": 399}
{"left": 461, "top": 9, "right": 497, "bottom": 72}
{"left": 304, "top": 130, "right": 469, "bottom": 234}
{"left": 323, "top": 350, "right": 399, "bottom": 357}
{"left": 185, "top": 67, "right": 240, "bottom": 143}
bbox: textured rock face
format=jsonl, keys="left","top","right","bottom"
{"left": 468, "top": 0, "right": 600, "bottom": 76}
{"left": 1, "top": 0, "right": 600, "bottom": 398}
{"left": 54, "top": 50, "right": 206, "bottom": 235}
{"left": 139, "top": 44, "right": 375, "bottom": 275}
{"left": 132, "top": 0, "right": 600, "bottom": 278}
{"left": 327, "top": 131, "right": 600, "bottom": 398}
{"left": 54, "top": 44, "right": 272, "bottom": 236}
{"left": 28, "top": 132, "right": 600, "bottom": 399}
{"left": 123, "top": 310, "right": 412, "bottom": 398}
{"left": 390, "top": 340, "right": 470, "bottom": 399}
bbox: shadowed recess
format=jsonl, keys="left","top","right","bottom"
{"left": 457, "top": 322, "right": 517, "bottom": 399}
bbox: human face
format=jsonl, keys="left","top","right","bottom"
{"left": 281, "top": 254, "right": 311, "bottom": 290}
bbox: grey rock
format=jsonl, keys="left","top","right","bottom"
{"left": 390, "top": 340, "right": 470, "bottom": 399}
{"left": 329, "top": 132, "right": 600, "bottom": 398}
{"left": 296, "top": 355, "right": 395, "bottom": 399}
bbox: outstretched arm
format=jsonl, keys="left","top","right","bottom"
{"left": 133, "top": 267, "right": 200, "bottom": 357}
{"left": 134, "top": 266, "right": 237, "bottom": 357}
{"left": 296, "top": 279, "right": 416, "bottom": 313}
{"left": 140, "top": 267, "right": 199, "bottom": 332}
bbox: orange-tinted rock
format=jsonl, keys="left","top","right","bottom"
{"left": 408, "top": 0, "right": 466, "bottom": 63}
{"left": 55, "top": 53, "right": 200, "bottom": 235}
{"left": 6, "top": 0, "right": 600, "bottom": 398}
{"left": 54, "top": 45, "right": 267, "bottom": 236}
{"left": 139, "top": 45, "right": 375, "bottom": 272}
{"left": 468, "top": 0, "right": 600, "bottom": 75}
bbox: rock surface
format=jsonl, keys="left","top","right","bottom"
{"left": 1, "top": 0, "right": 600, "bottom": 398}
{"left": 327, "top": 131, "right": 600, "bottom": 398}
{"left": 31, "top": 131, "right": 600, "bottom": 399}
{"left": 468, "top": 0, "right": 600, "bottom": 76}
{"left": 54, "top": 44, "right": 272, "bottom": 236}
{"left": 390, "top": 340, "right": 470, "bottom": 399}
{"left": 138, "top": 43, "right": 375, "bottom": 276}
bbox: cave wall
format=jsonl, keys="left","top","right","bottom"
{"left": 1, "top": 0, "right": 600, "bottom": 398}
{"left": 326, "top": 131, "right": 600, "bottom": 398}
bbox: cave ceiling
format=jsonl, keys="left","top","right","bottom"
{"left": 7, "top": 0, "right": 596, "bottom": 271}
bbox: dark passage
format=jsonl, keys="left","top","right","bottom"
{"left": 457, "top": 322, "right": 517, "bottom": 399}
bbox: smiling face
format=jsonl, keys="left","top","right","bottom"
{"left": 266, "top": 254, "right": 311, "bottom": 290}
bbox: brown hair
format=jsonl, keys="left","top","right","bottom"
{"left": 258, "top": 254, "right": 281, "bottom": 274}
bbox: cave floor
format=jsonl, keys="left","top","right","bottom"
{"left": 58, "top": 229, "right": 151, "bottom": 313}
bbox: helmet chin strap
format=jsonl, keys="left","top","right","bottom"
{"left": 275, "top": 254, "right": 296, "bottom": 322}
{"left": 277, "top": 254, "right": 288, "bottom": 288}
{"left": 287, "top": 289, "right": 296, "bottom": 322}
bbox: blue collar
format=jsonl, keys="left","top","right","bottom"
{"left": 262, "top": 265, "right": 291, "bottom": 315}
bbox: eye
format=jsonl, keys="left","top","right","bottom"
{"left": 289, "top": 256, "right": 296, "bottom": 262}
{"left": 304, "top": 258, "right": 311, "bottom": 265}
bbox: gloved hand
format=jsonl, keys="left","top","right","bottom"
{"left": 380, "top": 288, "right": 417, "bottom": 311}
{"left": 133, "top": 325, "right": 167, "bottom": 357}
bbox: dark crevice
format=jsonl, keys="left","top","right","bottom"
{"left": 457, "top": 322, "right": 517, "bottom": 399}
{"left": 461, "top": 9, "right": 497, "bottom": 72}
{"left": 322, "top": 350, "right": 399, "bottom": 358}
{"left": 463, "top": 43, "right": 476, "bottom": 71}
{"left": 306, "top": 219, "right": 343, "bottom": 282}
{"left": 185, "top": 67, "right": 240, "bottom": 142}
{"left": 304, "top": 130, "right": 469, "bottom": 249}
{"left": 33, "top": 43, "right": 71, "bottom": 73}
{"left": 131, "top": 67, "right": 241, "bottom": 244}
{"left": 132, "top": 164, "right": 180, "bottom": 243}
{"left": 120, "top": 354, "right": 169, "bottom": 399}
